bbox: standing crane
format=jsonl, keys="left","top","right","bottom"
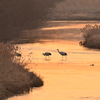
{"left": 42, "top": 52, "right": 52, "bottom": 59}
{"left": 57, "top": 49, "right": 67, "bottom": 58}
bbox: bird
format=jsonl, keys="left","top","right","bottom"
{"left": 42, "top": 52, "right": 52, "bottom": 59}
{"left": 90, "top": 64, "right": 94, "bottom": 66}
{"left": 15, "top": 52, "right": 21, "bottom": 57}
{"left": 57, "top": 49, "right": 67, "bottom": 58}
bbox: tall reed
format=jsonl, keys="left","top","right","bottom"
{"left": 0, "top": 43, "right": 43, "bottom": 100}
{"left": 80, "top": 24, "right": 100, "bottom": 49}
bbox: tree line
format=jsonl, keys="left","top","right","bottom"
{"left": 0, "top": 0, "right": 62, "bottom": 42}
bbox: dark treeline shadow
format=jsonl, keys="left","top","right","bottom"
{"left": 0, "top": 0, "right": 63, "bottom": 43}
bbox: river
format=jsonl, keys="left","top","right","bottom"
{"left": 8, "top": 20, "right": 100, "bottom": 100}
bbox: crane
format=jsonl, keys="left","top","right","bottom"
{"left": 42, "top": 52, "right": 52, "bottom": 59}
{"left": 57, "top": 49, "right": 67, "bottom": 58}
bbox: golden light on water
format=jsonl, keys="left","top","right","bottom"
{"left": 8, "top": 21, "right": 100, "bottom": 100}
{"left": 9, "top": 62, "right": 100, "bottom": 100}
{"left": 41, "top": 24, "right": 84, "bottom": 30}
{"left": 14, "top": 41, "right": 100, "bottom": 99}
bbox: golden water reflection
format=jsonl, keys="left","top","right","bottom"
{"left": 16, "top": 40, "right": 100, "bottom": 64}
{"left": 8, "top": 63, "right": 100, "bottom": 100}
{"left": 41, "top": 24, "right": 85, "bottom": 30}
{"left": 8, "top": 40, "right": 100, "bottom": 100}
{"left": 8, "top": 21, "right": 100, "bottom": 100}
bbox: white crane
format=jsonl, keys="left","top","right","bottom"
{"left": 42, "top": 52, "right": 52, "bottom": 59}
{"left": 57, "top": 49, "right": 67, "bottom": 58}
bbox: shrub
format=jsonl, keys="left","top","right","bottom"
{"left": 0, "top": 43, "right": 43, "bottom": 100}
{"left": 80, "top": 24, "right": 100, "bottom": 49}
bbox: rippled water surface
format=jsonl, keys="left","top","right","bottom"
{"left": 8, "top": 21, "right": 100, "bottom": 100}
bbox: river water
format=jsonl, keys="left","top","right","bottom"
{"left": 8, "top": 20, "right": 100, "bottom": 100}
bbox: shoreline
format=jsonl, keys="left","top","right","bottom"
{"left": 0, "top": 66, "right": 43, "bottom": 100}
{"left": 8, "top": 62, "right": 100, "bottom": 100}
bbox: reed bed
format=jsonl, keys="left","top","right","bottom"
{"left": 80, "top": 24, "right": 100, "bottom": 49}
{"left": 0, "top": 43, "right": 43, "bottom": 100}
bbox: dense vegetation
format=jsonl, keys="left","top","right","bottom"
{"left": 0, "top": 0, "right": 62, "bottom": 42}
{"left": 0, "top": 43, "right": 43, "bottom": 100}
{"left": 0, "top": 1, "right": 65, "bottom": 99}
{"left": 50, "top": 0, "right": 100, "bottom": 20}
{"left": 80, "top": 24, "right": 100, "bottom": 49}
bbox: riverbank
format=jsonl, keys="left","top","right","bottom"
{"left": 0, "top": 70, "right": 43, "bottom": 100}
{"left": 8, "top": 62, "right": 100, "bottom": 100}
{"left": 79, "top": 24, "right": 100, "bottom": 49}
{"left": 0, "top": 43, "right": 43, "bottom": 100}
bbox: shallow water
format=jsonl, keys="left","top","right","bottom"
{"left": 8, "top": 20, "right": 100, "bottom": 100}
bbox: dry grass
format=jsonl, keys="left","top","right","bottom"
{"left": 0, "top": 43, "right": 43, "bottom": 100}
{"left": 80, "top": 24, "right": 100, "bottom": 49}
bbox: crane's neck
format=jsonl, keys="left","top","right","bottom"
{"left": 57, "top": 49, "right": 59, "bottom": 52}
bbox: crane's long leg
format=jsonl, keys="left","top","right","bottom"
{"left": 45, "top": 56, "right": 50, "bottom": 59}
{"left": 62, "top": 56, "right": 63, "bottom": 60}
{"left": 65, "top": 55, "right": 67, "bottom": 59}
{"left": 62, "top": 55, "right": 67, "bottom": 60}
{"left": 45, "top": 56, "right": 47, "bottom": 59}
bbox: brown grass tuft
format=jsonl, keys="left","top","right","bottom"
{"left": 0, "top": 43, "right": 43, "bottom": 100}
{"left": 80, "top": 24, "right": 100, "bottom": 49}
